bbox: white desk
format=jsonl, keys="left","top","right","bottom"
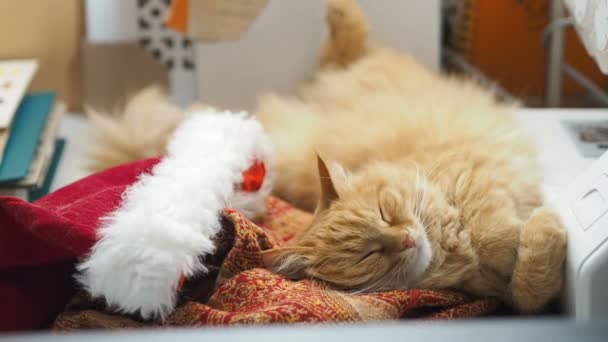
{"left": 516, "top": 108, "right": 607, "bottom": 201}
{"left": 4, "top": 318, "right": 608, "bottom": 341}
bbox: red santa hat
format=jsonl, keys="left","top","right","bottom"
{"left": 76, "top": 109, "right": 274, "bottom": 320}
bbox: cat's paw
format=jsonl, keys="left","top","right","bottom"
{"left": 510, "top": 207, "right": 567, "bottom": 313}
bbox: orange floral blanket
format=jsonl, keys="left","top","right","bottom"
{"left": 53, "top": 197, "right": 501, "bottom": 330}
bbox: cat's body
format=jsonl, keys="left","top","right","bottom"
{"left": 259, "top": 47, "right": 540, "bottom": 215}
{"left": 258, "top": 0, "right": 566, "bottom": 313}
{"left": 86, "top": 0, "right": 566, "bottom": 314}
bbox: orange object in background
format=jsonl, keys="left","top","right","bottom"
{"left": 451, "top": 0, "right": 608, "bottom": 99}
{"left": 166, "top": 0, "right": 189, "bottom": 34}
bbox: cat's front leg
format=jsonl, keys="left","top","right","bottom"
{"left": 510, "top": 207, "right": 567, "bottom": 313}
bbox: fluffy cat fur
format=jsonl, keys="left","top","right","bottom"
{"left": 85, "top": 86, "right": 188, "bottom": 173}
{"left": 86, "top": 0, "right": 567, "bottom": 314}
{"left": 257, "top": 0, "right": 566, "bottom": 313}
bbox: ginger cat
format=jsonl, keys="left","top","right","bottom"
{"left": 258, "top": 0, "right": 567, "bottom": 313}
{"left": 84, "top": 0, "right": 567, "bottom": 314}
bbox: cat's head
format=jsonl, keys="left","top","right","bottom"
{"left": 262, "top": 156, "right": 435, "bottom": 292}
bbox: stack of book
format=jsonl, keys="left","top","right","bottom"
{"left": 0, "top": 59, "right": 66, "bottom": 201}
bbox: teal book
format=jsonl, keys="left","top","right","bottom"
{"left": 28, "top": 138, "right": 66, "bottom": 202}
{"left": 0, "top": 92, "right": 55, "bottom": 182}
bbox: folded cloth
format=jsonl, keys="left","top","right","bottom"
{"left": 53, "top": 197, "right": 502, "bottom": 330}
{"left": 0, "top": 158, "right": 161, "bottom": 331}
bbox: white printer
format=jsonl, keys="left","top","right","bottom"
{"left": 518, "top": 109, "right": 608, "bottom": 321}
{"left": 542, "top": 0, "right": 608, "bottom": 321}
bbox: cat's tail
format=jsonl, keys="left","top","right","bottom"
{"left": 85, "top": 86, "right": 187, "bottom": 173}
{"left": 319, "top": 0, "right": 371, "bottom": 69}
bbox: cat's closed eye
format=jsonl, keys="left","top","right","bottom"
{"left": 357, "top": 249, "right": 381, "bottom": 264}
{"left": 379, "top": 205, "right": 391, "bottom": 224}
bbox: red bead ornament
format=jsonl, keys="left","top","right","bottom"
{"left": 178, "top": 273, "right": 185, "bottom": 289}
{"left": 241, "top": 161, "right": 266, "bottom": 192}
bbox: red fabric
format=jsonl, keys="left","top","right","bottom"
{"left": 0, "top": 157, "right": 503, "bottom": 332}
{"left": 0, "top": 158, "right": 160, "bottom": 331}
{"left": 51, "top": 199, "right": 501, "bottom": 330}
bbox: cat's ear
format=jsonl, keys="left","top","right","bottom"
{"left": 317, "top": 154, "right": 340, "bottom": 211}
{"left": 328, "top": 161, "right": 350, "bottom": 191}
{"left": 261, "top": 247, "right": 312, "bottom": 279}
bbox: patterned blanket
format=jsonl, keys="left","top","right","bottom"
{"left": 53, "top": 197, "right": 502, "bottom": 330}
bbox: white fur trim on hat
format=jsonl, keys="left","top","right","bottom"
{"left": 76, "top": 109, "right": 274, "bottom": 320}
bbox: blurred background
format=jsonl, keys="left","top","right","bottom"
{"left": 0, "top": 0, "right": 607, "bottom": 198}
{"left": 1, "top": 0, "right": 606, "bottom": 112}
{"left": 443, "top": 0, "right": 608, "bottom": 108}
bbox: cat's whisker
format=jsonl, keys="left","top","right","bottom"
{"left": 354, "top": 277, "right": 386, "bottom": 294}
{"left": 423, "top": 217, "right": 438, "bottom": 233}
{"left": 385, "top": 261, "right": 405, "bottom": 290}
{"left": 390, "top": 263, "right": 402, "bottom": 289}
{"left": 417, "top": 184, "right": 428, "bottom": 227}
{"left": 397, "top": 265, "right": 406, "bottom": 288}
{"left": 312, "top": 255, "right": 342, "bottom": 272}
{"left": 413, "top": 166, "right": 422, "bottom": 219}
{"left": 355, "top": 260, "right": 403, "bottom": 294}
{"left": 350, "top": 267, "right": 391, "bottom": 294}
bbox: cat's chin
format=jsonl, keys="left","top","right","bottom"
{"left": 400, "top": 231, "right": 433, "bottom": 288}
{"left": 414, "top": 234, "right": 433, "bottom": 276}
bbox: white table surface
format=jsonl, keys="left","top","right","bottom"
{"left": 516, "top": 108, "right": 607, "bottom": 201}
{"left": 51, "top": 109, "right": 608, "bottom": 199}
{"left": 4, "top": 319, "right": 608, "bottom": 342}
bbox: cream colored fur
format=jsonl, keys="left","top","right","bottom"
{"left": 86, "top": 86, "right": 186, "bottom": 172}
{"left": 258, "top": 0, "right": 567, "bottom": 314}
{"left": 86, "top": 0, "right": 567, "bottom": 314}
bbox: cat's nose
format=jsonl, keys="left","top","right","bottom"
{"left": 402, "top": 235, "right": 416, "bottom": 249}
